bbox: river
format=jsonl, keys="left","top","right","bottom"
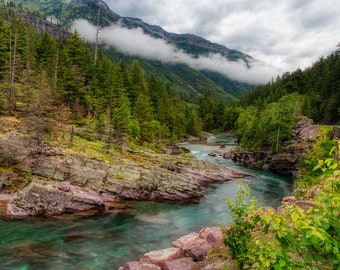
{"left": 0, "top": 141, "right": 292, "bottom": 269}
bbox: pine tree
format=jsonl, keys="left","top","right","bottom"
{"left": 35, "top": 31, "right": 56, "bottom": 75}
{"left": 3, "top": 12, "right": 28, "bottom": 115}
{"left": 301, "top": 95, "right": 312, "bottom": 118}
{"left": 133, "top": 93, "right": 154, "bottom": 143}
{"left": 129, "top": 59, "right": 147, "bottom": 104}
{"left": 0, "top": 16, "right": 9, "bottom": 81}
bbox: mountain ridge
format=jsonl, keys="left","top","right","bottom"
{"left": 11, "top": 0, "right": 255, "bottom": 100}
{"left": 15, "top": 0, "right": 252, "bottom": 62}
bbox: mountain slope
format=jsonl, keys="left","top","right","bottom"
{"left": 12, "top": 0, "right": 255, "bottom": 100}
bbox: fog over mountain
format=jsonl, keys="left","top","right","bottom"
{"left": 106, "top": 0, "right": 340, "bottom": 73}
{"left": 72, "top": 19, "right": 281, "bottom": 84}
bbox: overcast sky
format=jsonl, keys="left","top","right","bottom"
{"left": 103, "top": 0, "right": 340, "bottom": 73}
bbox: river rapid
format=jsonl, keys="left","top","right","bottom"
{"left": 0, "top": 140, "right": 292, "bottom": 269}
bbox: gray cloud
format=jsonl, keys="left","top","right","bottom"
{"left": 105, "top": 0, "right": 340, "bottom": 73}
{"left": 71, "top": 19, "right": 281, "bottom": 84}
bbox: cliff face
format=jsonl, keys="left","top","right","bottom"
{"left": 18, "top": 11, "right": 71, "bottom": 40}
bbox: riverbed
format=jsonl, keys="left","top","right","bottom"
{"left": 0, "top": 142, "right": 292, "bottom": 269}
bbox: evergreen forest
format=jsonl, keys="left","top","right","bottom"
{"left": 0, "top": 3, "right": 339, "bottom": 152}
{"left": 222, "top": 49, "right": 340, "bottom": 152}
{"left": 0, "top": 5, "right": 205, "bottom": 148}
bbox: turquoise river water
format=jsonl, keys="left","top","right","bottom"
{"left": 0, "top": 141, "right": 292, "bottom": 269}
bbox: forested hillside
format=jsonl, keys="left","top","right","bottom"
{"left": 9, "top": 0, "right": 254, "bottom": 102}
{"left": 0, "top": 5, "right": 205, "bottom": 146}
{"left": 240, "top": 50, "right": 340, "bottom": 125}
{"left": 223, "top": 49, "right": 340, "bottom": 152}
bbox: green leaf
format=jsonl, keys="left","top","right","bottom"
{"left": 330, "top": 163, "right": 338, "bottom": 170}
{"left": 252, "top": 262, "right": 260, "bottom": 268}
{"left": 336, "top": 183, "right": 340, "bottom": 192}
{"left": 324, "top": 242, "right": 331, "bottom": 252}
{"left": 269, "top": 251, "right": 277, "bottom": 259}
{"left": 279, "top": 259, "right": 286, "bottom": 267}
{"left": 304, "top": 253, "right": 313, "bottom": 264}
{"left": 274, "top": 264, "right": 281, "bottom": 270}
{"left": 329, "top": 146, "right": 336, "bottom": 156}
{"left": 263, "top": 223, "right": 270, "bottom": 233}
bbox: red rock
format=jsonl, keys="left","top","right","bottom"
{"left": 0, "top": 194, "right": 11, "bottom": 205}
{"left": 124, "top": 261, "right": 140, "bottom": 270}
{"left": 282, "top": 196, "right": 295, "bottom": 203}
{"left": 182, "top": 238, "right": 212, "bottom": 262}
{"left": 171, "top": 228, "right": 220, "bottom": 261}
{"left": 198, "top": 227, "right": 222, "bottom": 243}
{"left": 140, "top": 248, "right": 184, "bottom": 269}
{"left": 121, "top": 261, "right": 161, "bottom": 270}
{"left": 165, "top": 257, "right": 195, "bottom": 270}
{"left": 171, "top": 232, "right": 199, "bottom": 249}
{"left": 57, "top": 181, "right": 71, "bottom": 192}
{"left": 141, "top": 264, "right": 161, "bottom": 270}
{"left": 296, "top": 200, "right": 316, "bottom": 210}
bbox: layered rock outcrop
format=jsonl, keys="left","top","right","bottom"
{"left": 229, "top": 117, "right": 320, "bottom": 176}
{"left": 0, "top": 129, "right": 250, "bottom": 219}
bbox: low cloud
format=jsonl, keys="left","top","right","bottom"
{"left": 105, "top": 0, "right": 340, "bottom": 74}
{"left": 71, "top": 19, "right": 281, "bottom": 84}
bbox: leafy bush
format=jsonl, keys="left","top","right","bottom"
{"left": 223, "top": 143, "right": 340, "bottom": 269}
{"left": 223, "top": 183, "right": 260, "bottom": 268}
{"left": 295, "top": 139, "right": 336, "bottom": 198}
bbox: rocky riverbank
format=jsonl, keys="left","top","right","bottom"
{"left": 225, "top": 117, "right": 320, "bottom": 176}
{"left": 118, "top": 178, "right": 329, "bottom": 270}
{"left": 118, "top": 226, "right": 228, "bottom": 270}
{"left": 0, "top": 117, "right": 251, "bottom": 219}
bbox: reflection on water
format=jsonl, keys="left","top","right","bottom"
{"left": 0, "top": 141, "right": 292, "bottom": 269}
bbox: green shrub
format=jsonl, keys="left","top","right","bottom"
{"left": 223, "top": 183, "right": 260, "bottom": 268}
{"left": 223, "top": 142, "right": 340, "bottom": 269}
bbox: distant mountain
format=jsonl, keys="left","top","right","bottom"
{"left": 12, "top": 0, "right": 255, "bottom": 101}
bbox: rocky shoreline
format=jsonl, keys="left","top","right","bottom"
{"left": 118, "top": 187, "right": 325, "bottom": 270}
{"left": 0, "top": 122, "right": 251, "bottom": 219}
{"left": 223, "top": 117, "right": 320, "bottom": 176}
{"left": 118, "top": 226, "right": 228, "bottom": 270}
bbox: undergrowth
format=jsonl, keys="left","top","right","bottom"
{"left": 223, "top": 140, "right": 340, "bottom": 269}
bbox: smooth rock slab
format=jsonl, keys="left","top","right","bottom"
{"left": 140, "top": 248, "right": 184, "bottom": 269}
{"left": 171, "top": 232, "right": 200, "bottom": 249}
{"left": 5, "top": 181, "right": 119, "bottom": 218}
